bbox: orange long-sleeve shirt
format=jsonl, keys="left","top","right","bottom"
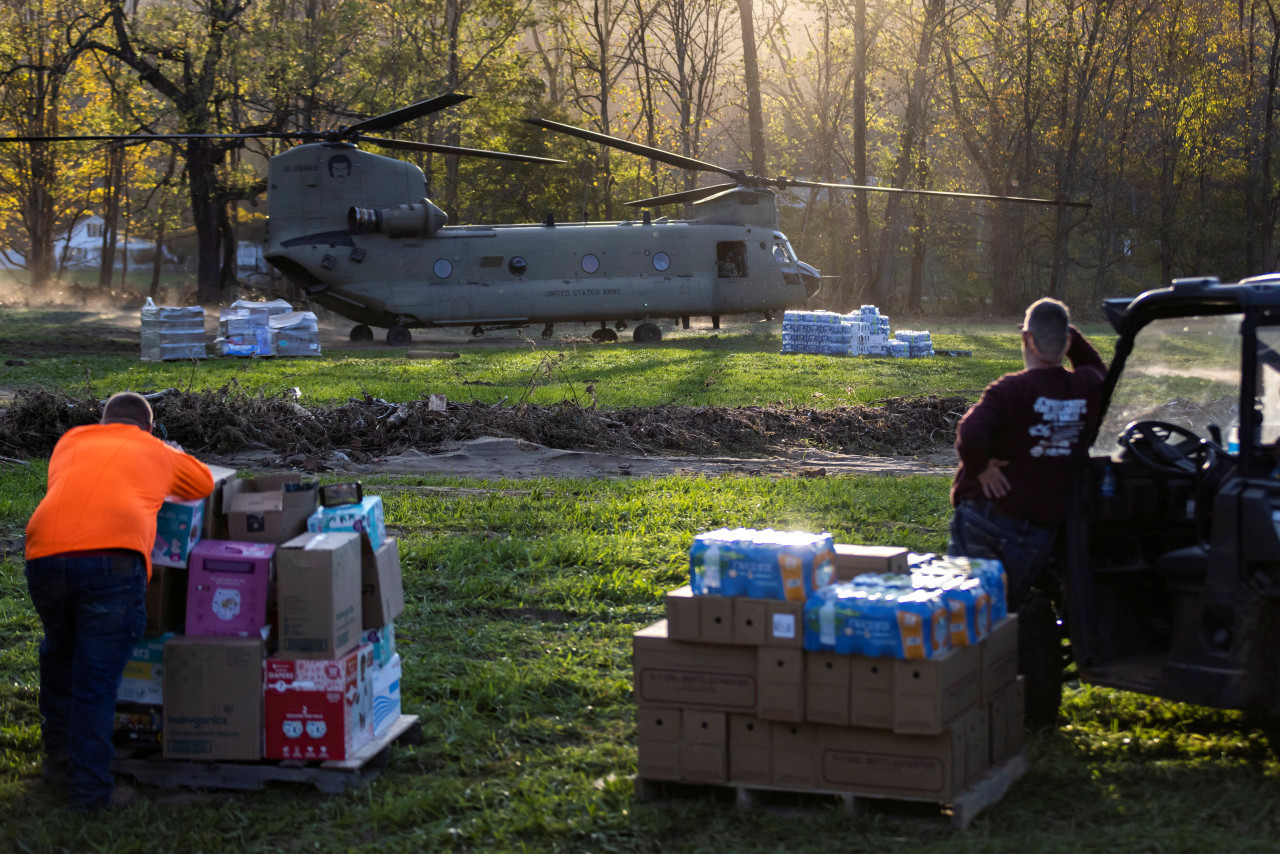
{"left": 26, "top": 423, "right": 215, "bottom": 578}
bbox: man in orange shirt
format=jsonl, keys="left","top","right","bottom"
{"left": 26, "top": 392, "right": 213, "bottom": 811}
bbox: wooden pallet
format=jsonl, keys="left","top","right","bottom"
{"left": 635, "top": 749, "right": 1028, "bottom": 829}
{"left": 112, "top": 714, "right": 421, "bottom": 795}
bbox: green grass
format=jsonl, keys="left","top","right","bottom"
{"left": 0, "top": 307, "right": 1117, "bottom": 407}
{"left": 1, "top": 469, "right": 1277, "bottom": 851}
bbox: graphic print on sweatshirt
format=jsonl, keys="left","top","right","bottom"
{"left": 1029, "top": 396, "right": 1089, "bottom": 458}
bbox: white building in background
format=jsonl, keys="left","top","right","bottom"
{"left": 0, "top": 215, "right": 176, "bottom": 272}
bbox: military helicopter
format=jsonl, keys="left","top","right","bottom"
{"left": 3, "top": 94, "right": 1088, "bottom": 346}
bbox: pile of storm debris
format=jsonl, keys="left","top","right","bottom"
{"left": 0, "top": 387, "right": 968, "bottom": 461}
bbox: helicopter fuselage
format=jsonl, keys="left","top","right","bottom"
{"left": 265, "top": 143, "right": 821, "bottom": 333}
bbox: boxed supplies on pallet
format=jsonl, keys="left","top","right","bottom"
{"left": 145, "top": 565, "right": 188, "bottom": 635}
{"left": 152, "top": 497, "right": 206, "bottom": 569}
{"left": 632, "top": 621, "right": 757, "bottom": 714}
{"left": 981, "top": 616, "right": 1019, "bottom": 702}
{"left": 201, "top": 465, "right": 239, "bottom": 539}
{"left": 269, "top": 311, "right": 322, "bottom": 357}
{"left": 727, "top": 714, "right": 771, "bottom": 784}
{"left": 186, "top": 540, "right": 276, "bottom": 637}
{"left": 681, "top": 709, "right": 729, "bottom": 783}
{"left": 688, "top": 529, "right": 835, "bottom": 600}
{"left": 757, "top": 647, "right": 805, "bottom": 722}
{"left": 362, "top": 623, "right": 396, "bottom": 668}
{"left": 163, "top": 636, "right": 265, "bottom": 761}
{"left": 215, "top": 306, "right": 273, "bottom": 356}
{"left": 263, "top": 644, "right": 374, "bottom": 761}
{"left": 222, "top": 473, "right": 318, "bottom": 544}
{"left": 307, "top": 495, "right": 387, "bottom": 552}
{"left": 371, "top": 653, "right": 402, "bottom": 737}
{"left": 892, "top": 644, "right": 981, "bottom": 734}
{"left": 361, "top": 538, "right": 404, "bottom": 629}
{"left": 276, "top": 531, "right": 362, "bottom": 660}
{"left": 114, "top": 703, "right": 164, "bottom": 747}
{"left": 637, "top": 708, "right": 682, "bottom": 781}
{"left": 833, "top": 543, "right": 909, "bottom": 579}
{"left": 140, "top": 300, "right": 206, "bottom": 361}
{"left": 814, "top": 720, "right": 967, "bottom": 799}
{"left": 117, "top": 633, "right": 176, "bottom": 705}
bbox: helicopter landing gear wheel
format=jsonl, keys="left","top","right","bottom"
{"left": 471, "top": 325, "right": 484, "bottom": 337}
{"left": 633, "top": 322, "right": 662, "bottom": 343}
{"left": 349, "top": 324, "right": 373, "bottom": 342}
{"left": 541, "top": 323, "right": 555, "bottom": 339}
{"left": 591, "top": 327, "right": 618, "bottom": 343}
{"left": 615, "top": 320, "right": 627, "bottom": 331}
{"left": 386, "top": 325, "right": 412, "bottom": 347}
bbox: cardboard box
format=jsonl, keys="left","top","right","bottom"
{"left": 361, "top": 537, "right": 404, "bottom": 629}
{"left": 728, "top": 714, "right": 771, "bottom": 784}
{"left": 113, "top": 702, "right": 163, "bottom": 747}
{"left": 764, "top": 599, "right": 803, "bottom": 648}
{"left": 632, "top": 620, "right": 758, "bottom": 713}
{"left": 981, "top": 616, "right": 1019, "bottom": 704}
{"left": 988, "top": 681, "right": 1010, "bottom": 766}
{"left": 264, "top": 644, "right": 374, "bottom": 761}
{"left": 849, "top": 657, "right": 894, "bottom": 728}
{"left": 770, "top": 722, "right": 817, "bottom": 789}
{"left": 152, "top": 497, "right": 205, "bottom": 569}
{"left": 805, "top": 652, "right": 851, "bottom": 725}
{"left": 815, "top": 723, "right": 966, "bottom": 800}
{"left": 371, "top": 652, "right": 402, "bottom": 737}
{"left": 757, "top": 647, "right": 805, "bottom": 721}
{"left": 362, "top": 623, "right": 396, "bottom": 668}
{"left": 307, "top": 495, "right": 387, "bottom": 552}
{"left": 117, "top": 632, "right": 176, "bottom": 704}
{"left": 665, "top": 585, "right": 700, "bottom": 642}
{"left": 681, "top": 709, "right": 728, "bottom": 783}
{"left": 698, "top": 596, "right": 734, "bottom": 644}
{"left": 277, "top": 531, "right": 363, "bottom": 659}
{"left": 163, "top": 636, "right": 264, "bottom": 761}
{"left": 205, "top": 465, "right": 240, "bottom": 539}
{"left": 963, "top": 705, "right": 990, "bottom": 786}
{"left": 186, "top": 540, "right": 276, "bottom": 637}
{"left": 145, "top": 565, "right": 188, "bottom": 635}
{"left": 892, "top": 644, "right": 981, "bottom": 734}
{"left": 734, "top": 598, "right": 767, "bottom": 646}
{"left": 224, "top": 473, "right": 318, "bottom": 544}
{"left": 1006, "top": 676, "right": 1026, "bottom": 758}
{"left": 637, "top": 707, "right": 682, "bottom": 781}
{"left": 834, "top": 543, "right": 909, "bottom": 580}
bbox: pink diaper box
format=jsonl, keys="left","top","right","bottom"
{"left": 186, "top": 540, "right": 276, "bottom": 637}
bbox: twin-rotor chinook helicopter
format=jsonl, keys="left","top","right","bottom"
{"left": 4, "top": 94, "right": 1086, "bottom": 345}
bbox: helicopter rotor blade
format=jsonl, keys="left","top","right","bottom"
{"left": 0, "top": 132, "right": 300, "bottom": 144}
{"left": 356, "top": 135, "right": 565, "bottom": 164}
{"left": 778, "top": 178, "right": 1091, "bottom": 209}
{"left": 524, "top": 118, "right": 739, "bottom": 180}
{"left": 624, "top": 183, "right": 741, "bottom": 208}
{"left": 343, "top": 94, "right": 473, "bottom": 137}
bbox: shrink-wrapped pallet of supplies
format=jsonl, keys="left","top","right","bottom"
{"left": 269, "top": 311, "right": 322, "bottom": 357}
{"left": 140, "top": 298, "right": 206, "bottom": 361}
{"left": 215, "top": 305, "right": 273, "bottom": 356}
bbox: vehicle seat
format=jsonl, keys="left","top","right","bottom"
{"left": 1153, "top": 544, "right": 1210, "bottom": 587}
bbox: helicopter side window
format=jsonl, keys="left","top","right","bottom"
{"left": 653, "top": 252, "right": 671, "bottom": 272}
{"left": 433, "top": 259, "right": 453, "bottom": 279}
{"left": 509, "top": 256, "right": 527, "bottom": 276}
{"left": 717, "top": 242, "right": 746, "bottom": 278}
{"left": 581, "top": 254, "right": 600, "bottom": 274}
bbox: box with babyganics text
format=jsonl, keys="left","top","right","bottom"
{"left": 264, "top": 644, "right": 374, "bottom": 760}
{"left": 163, "top": 636, "right": 264, "bottom": 761}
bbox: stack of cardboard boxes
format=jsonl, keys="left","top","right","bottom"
{"left": 114, "top": 472, "right": 406, "bottom": 765}
{"left": 635, "top": 542, "right": 1025, "bottom": 802}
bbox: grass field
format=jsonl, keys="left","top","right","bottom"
{"left": 1, "top": 469, "right": 1278, "bottom": 851}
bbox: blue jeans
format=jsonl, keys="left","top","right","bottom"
{"left": 25, "top": 554, "right": 147, "bottom": 811}
{"left": 948, "top": 500, "right": 1057, "bottom": 612}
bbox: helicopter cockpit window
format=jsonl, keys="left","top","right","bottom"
{"left": 1256, "top": 327, "right": 1280, "bottom": 445}
{"left": 717, "top": 242, "right": 746, "bottom": 278}
{"left": 581, "top": 254, "right": 600, "bottom": 274}
{"left": 509, "top": 256, "right": 528, "bottom": 276}
{"left": 653, "top": 252, "right": 671, "bottom": 272}
{"left": 433, "top": 259, "right": 453, "bottom": 279}
{"left": 1095, "top": 313, "right": 1242, "bottom": 456}
{"left": 773, "top": 244, "right": 790, "bottom": 263}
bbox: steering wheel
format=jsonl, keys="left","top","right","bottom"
{"left": 1118, "top": 420, "right": 1220, "bottom": 476}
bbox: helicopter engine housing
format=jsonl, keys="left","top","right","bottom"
{"left": 348, "top": 198, "right": 448, "bottom": 238}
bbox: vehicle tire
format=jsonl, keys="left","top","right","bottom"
{"left": 633, "top": 322, "right": 662, "bottom": 343}
{"left": 386, "top": 325, "right": 412, "bottom": 347}
{"left": 1018, "top": 588, "right": 1065, "bottom": 728}
{"left": 591, "top": 328, "right": 618, "bottom": 343}
{"left": 349, "top": 324, "right": 373, "bottom": 342}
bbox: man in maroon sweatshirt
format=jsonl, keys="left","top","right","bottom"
{"left": 949, "top": 298, "right": 1107, "bottom": 611}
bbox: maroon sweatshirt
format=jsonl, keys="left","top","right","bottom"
{"left": 950, "top": 328, "right": 1107, "bottom": 526}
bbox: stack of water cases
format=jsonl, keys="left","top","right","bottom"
{"left": 858, "top": 305, "right": 892, "bottom": 356}
{"left": 781, "top": 310, "right": 857, "bottom": 355}
{"left": 140, "top": 298, "right": 207, "bottom": 361}
{"left": 269, "top": 311, "right": 322, "bottom": 357}
{"left": 634, "top": 531, "right": 1027, "bottom": 805}
{"left": 894, "top": 330, "right": 934, "bottom": 359}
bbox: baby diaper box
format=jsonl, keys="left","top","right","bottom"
{"left": 163, "top": 636, "right": 265, "bottom": 761}
{"left": 117, "top": 632, "right": 176, "bottom": 705}
{"left": 264, "top": 643, "right": 374, "bottom": 761}
{"left": 152, "top": 497, "right": 205, "bottom": 569}
{"left": 371, "top": 652, "right": 402, "bottom": 737}
{"left": 186, "top": 540, "right": 276, "bottom": 637}
{"left": 308, "top": 495, "right": 386, "bottom": 552}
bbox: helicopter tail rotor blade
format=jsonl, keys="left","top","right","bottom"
{"left": 357, "top": 136, "right": 564, "bottom": 164}
{"left": 344, "top": 94, "right": 474, "bottom": 137}
{"left": 624, "top": 183, "right": 741, "bottom": 208}
{"left": 524, "top": 118, "right": 739, "bottom": 180}
{"left": 782, "top": 178, "right": 1091, "bottom": 209}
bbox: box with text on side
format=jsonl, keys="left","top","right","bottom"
{"left": 222, "top": 473, "right": 318, "bottom": 545}
{"left": 308, "top": 495, "right": 387, "bottom": 553}
{"left": 371, "top": 653, "right": 402, "bottom": 737}
{"left": 117, "top": 632, "right": 176, "bottom": 705}
{"left": 152, "top": 497, "right": 205, "bottom": 569}
{"left": 632, "top": 620, "right": 758, "bottom": 714}
{"left": 145, "top": 565, "right": 187, "bottom": 635}
{"left": 276, "top": 531, "right": 362, "bottom": 660}
{"left": 361, "top": 537, "right": 403, "bottom": 630}
{"left": 264, "top": 644, "right": 374, "bottom": 761}
{"left": 814, "top": 721, "right": 966, "bottom": 800}
{"left": 186, "top": 540, "right": 275, "bottom": 637}
{"left": 163, "top": 636, "right": 264, "bottom": 761}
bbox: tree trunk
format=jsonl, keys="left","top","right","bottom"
{"left": 99, "top": 145, "right": 124, "bottom": 290}
{"left": 737, "top": 0, "right": 767, "bottom": 175}
{"left": 188, "top": 139, "right": 223, "bottom": 304}
{"left": 851, "top": 0, "right": 872, "bottom": 299}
